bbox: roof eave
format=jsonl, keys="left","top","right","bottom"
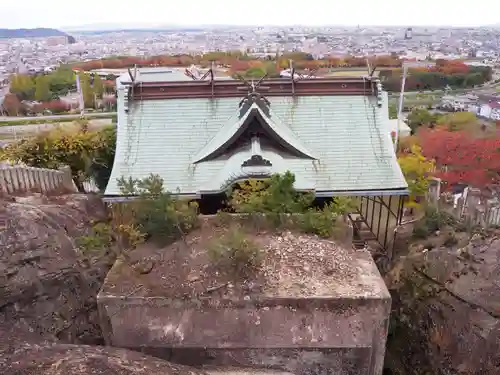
{"left": 200, "top": 187, "right": 410, "bottom": 197}
{"left": 102, "top": 192, "right": 201, "bottom": 203}
{"left": 102, "top": 188, "right": 409, "bottom": 202}
{"left": 315, "top": 188, "right": 409, "bottom": 197}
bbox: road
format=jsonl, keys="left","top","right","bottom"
{"left": 0, "top": 112, "right": 117, "bottom": 122}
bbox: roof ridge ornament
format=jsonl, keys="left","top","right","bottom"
{"left": 124, "top": 65, "right": 138, "bottom": 113}
{"left": 185, "top": 61, "right": 216, "bottom": 97}
{"left": 286, "top": 60, "right": 318, "bottom": 96}
{"left": 236, "top": 73, "right": 271, "bottom": 117}
{"left": 235, "top": 73, "right": 270, "bottom": 94}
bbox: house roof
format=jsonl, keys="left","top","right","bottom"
{"left": 477, "top": 94, "right": 500, "bottom": 103}
{"left": 487, "top": 102, "right": 500, "bottom": 109}
{"left": 105, "top": 77, "right": 408, "bottom": 198}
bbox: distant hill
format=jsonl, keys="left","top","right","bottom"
{"left": 0, "top": 28, "right": 75, "bottom": 42}
{"left": 76, "top": 28, "right": 205, "bottom": 35}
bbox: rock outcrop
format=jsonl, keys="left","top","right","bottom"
{"left": 1, "top": 336, "right": 207, "bottom": 375}
{"left": 0, "top": 193, "right": 113, "bottom": 344}
{"left": 385, "top": 232, "right": 500, "bottom": 375}
{"left": 0, "top": 193, "right": 209, "bottom": 375}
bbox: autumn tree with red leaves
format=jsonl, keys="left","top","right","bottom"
{"left": 33, "top": 100, "right": 71, "bottom": 114}
{"left": 418, "top": 128, "right": 500, "bottom": 189}
{"left": 1, "top": 93, "right": 23, "bottom": 116}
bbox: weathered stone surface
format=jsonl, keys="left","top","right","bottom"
{"left": 0, "top": 193, "right": 113, "bottom": 344}
{"left": 0, "top": 335, "right": 209, "bottom": 375}
{"left": 0, "top": 193, "right": 220, "bottom": 375}
{"left": 99, "top": 228, "right": 391, "bottom": 375}
{"left": 166, "top": 348, "right": 373, "bottom": 375}
{"left": 385, "top": 234, "right": 500, "bottom": 375}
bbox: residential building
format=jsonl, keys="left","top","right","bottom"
{"left": 479, "top": 101, "right": 500, "bottom": 119}
{"left": 105, "top": 68, "right": 408, "bottom": 251}
{"left": 440, "top": 95, "right": 479, "bottom": 113}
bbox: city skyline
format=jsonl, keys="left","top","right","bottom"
{"left": 2, "top": 0, "right": 500, "bottom": 30}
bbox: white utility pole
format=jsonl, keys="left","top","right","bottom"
{"left": 75, "top": 73, "right": 85, "bottom": 116}
{"left": 395, "top": 61, "right": 436, "bottom": 152}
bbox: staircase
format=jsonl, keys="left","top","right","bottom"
{"left": 349, "top": 213, "right": 378, "bottom": 250}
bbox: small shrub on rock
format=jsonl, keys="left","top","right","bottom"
{"left": 413, "top": 222, "right": 430, "bottom": 239}
{"left": 413, "top": 207, "right": 457, "bottom": 238}
{"left": 298, "top": 204, "right": 341, "bottom": 238}
{"left": 113, "top": 174, "right": 199, "bottom": 248}
{"left": 208, "top": 227, "right": 262, "bottom": 276}
{"left": 227, "top": 172, "right": 354, "bottom": 238}
{"left": 443, "top": 232, "right": 459, "bottom": 247}
{"left": 76, "top": 222, "right": 113, "bottom": 253}
{"left": 423, "top": 207, "right": 456, "bottom": 232}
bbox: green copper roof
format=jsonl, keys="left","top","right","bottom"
{"left": 105, "top": 90, "right": 408, "bottom": 197}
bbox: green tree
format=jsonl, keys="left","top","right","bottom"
{"left": 437, "top": 111, "right": 477, "bottom": 132}
{"left": 47, "top": 66, "right": 76, "bottom": 96}
{"left": 242, "top": 67, "right": 266, "bottom": 79}
{"left": 79, "top": 73, "right": 95, "bottom": 108}
{"left": 93, "top": 74, "right": 104, "bottom": 99}
{"left": 10, "top": 74, "right": 35, "bottom": 100}
{"left": 406, "top": 108, "right": 441, "bottom": 133}
{"left": 0, "top": 126, "right": 116, "bottom": 192}
{"left": 34, "top": 75, "right": 51, "bottom": 102}
{"left": 262, "top": 62, "right": 281, "bottom": 78}
{"left": 398, "top": 144, "right": 435, "bottom": 207}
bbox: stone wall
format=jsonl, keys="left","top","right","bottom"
{"left": 98, "top": 228, "right": 391, "bottom": 375}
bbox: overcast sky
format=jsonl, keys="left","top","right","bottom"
{"left": 2, "top": 0, "right": 499, "bottom": 29}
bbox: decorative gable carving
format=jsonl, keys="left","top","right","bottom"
{"left": 241, "top": 155, "right": 272, "bottom": 167}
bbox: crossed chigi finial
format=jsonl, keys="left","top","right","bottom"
{"left": 236, "top": 73, "right": 271, "bottom": 109}
{"left": 235, "top": 73, "right": 269, "bottom": 94}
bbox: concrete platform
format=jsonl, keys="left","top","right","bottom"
{"left": 98, "top": 228, "right": 391, "bottom": 375}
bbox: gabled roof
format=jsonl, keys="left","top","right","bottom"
{"left": 105, "top": 75, "right": 407, "bottom": 198}
{"left": 193, "top": 101, "right": 317, "bottom": 163}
